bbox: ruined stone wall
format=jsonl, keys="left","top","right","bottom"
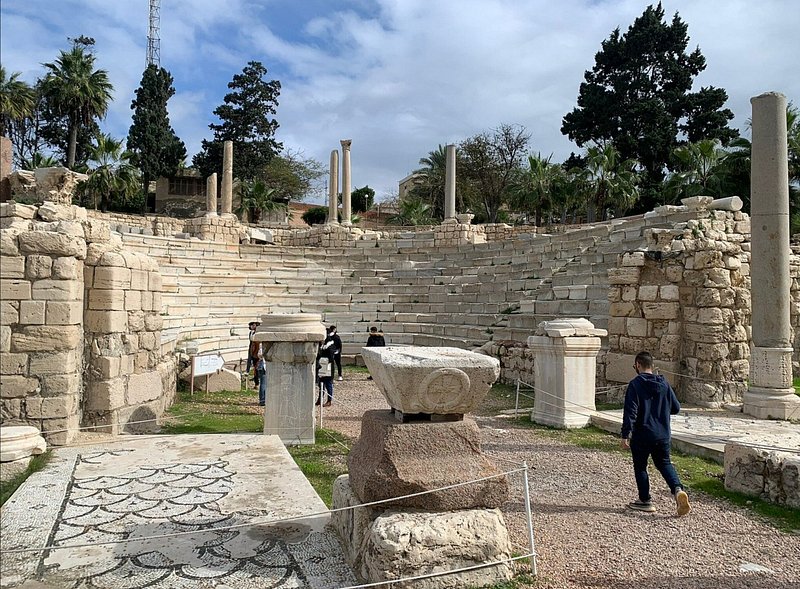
{"left": 86, "top": 210, "right": 243, "bottom": 244}
{"left": 433, "top": 221, "right": 487, "bottom": 247}
{"left": 1, "top": 201, "right": 175, "bottom": 443}
{"left": 478, "top": 341, "right": 535, "bottom": 385}
{"left": 1, "top": 202, "right": 86, "bottom": 445}
{"left": 83, "top": 241, "right": 175, "bottom": 434}
{"left": 603, "top": 209, "right": 752, "bottom": 406}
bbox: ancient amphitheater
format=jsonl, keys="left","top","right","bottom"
{"left": 4, "top": 189, "right": 799, "bottom": 446}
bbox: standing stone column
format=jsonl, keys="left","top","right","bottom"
{"left": 205, "top": 173, "right": 218, "bottom": 215}
{"left": 221, "top": 140, "right": 233, "bottom": 215}
{"left": 444, "top": 143, "right": 457, "bottom": 220}
{"left": 328, "top": 150, "right": 339, "bottom": 224}
{"left": 340, "top": 139, "right": 352, "bottom": 226}
{"left": 744, "top": 92, "right": 800, "bottom": 419}
{"left": 254, "top": 314, "right": 326, "bottom": 444}
{"left": 527, "top": 319, "right": 606, "bottom": 428}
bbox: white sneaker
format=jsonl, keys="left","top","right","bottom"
{"left": 675, "top": 489, "right": 691, "bottom": 517}
{"left": 338, "top": 376, "right": 343, "bottom": 381}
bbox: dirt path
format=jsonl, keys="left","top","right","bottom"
{"left": 325, "top": 374, "right": 800, "bottom": 589}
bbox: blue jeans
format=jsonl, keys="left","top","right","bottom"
{"left": 320, "top": 378, "right": 333, "bottom": 403}
{"left": 257, "top": 368, "right": 266, "bottom": 405}
{"left": 630, "top": 438, "right": 682, "bottom": 501}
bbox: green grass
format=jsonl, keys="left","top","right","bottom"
{"left": 794, "top": 377, "right": 800, "bottom": 396}
{"left": 287, "top": 429, "right": 350, "bottom": 507}
{"left": 0, "top": 451, "right": 52, "bottom": 507}
{"left": 162, "top": 388, "right": 262, "bottom": 434}
{"left": 345, "top": 365, "right": 371, "bottom": 374}
{"left": 512, "top": 419, "right": 800, "bottom": 533}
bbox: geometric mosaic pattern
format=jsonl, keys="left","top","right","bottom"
{"left": 34, "top": 451, "right": 339, "bottom": 588}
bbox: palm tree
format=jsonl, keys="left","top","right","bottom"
{"left": 82, "top": 134, "right": 139, "bottom": 212}
{"left": 581, "top": 144, "right": 639, "bottom": 222}
{"left": 0, "top": 66, "right": 35, "bottom": 136}
{"left": 410, "top": 144, "right": 449, "bottom": 219}
{"left": 664, "top": 139, "right": 728, "bottom": 202}
{"left": 39, "top": 46, "right": 112, "bottom": 169}
{"left": 510, "top": 153, "right": 562, "bottom": 226}
{"left": 22, "top": 152, "right": 60, "bottom": 170}
{"left": 551, "top": 168, "right": 588, "bottom": 225}
{"left": 388, "top": 198, "right": 434, "bottom": 226}
{"left": 236, "top": 179, "right": 284, "bottom": 223}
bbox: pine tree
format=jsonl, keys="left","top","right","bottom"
{"left": 126, "top": 64, "right": 186, "bottom": 204}
{"left": 561, "top": 3, "right": 737, "bottom": 209}
{"left": 193, "top": 61, "right": 282, "bottom": 181}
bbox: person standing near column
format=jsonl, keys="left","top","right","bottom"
{"left": 328, "top": 325, "right": 343, "bottom": 381}
{"left": 620, "top": 351, "right": 691, "bottom": 516}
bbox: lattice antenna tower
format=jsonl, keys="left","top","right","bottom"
{"left": 147, "top": 0, "right": 161, "bottom": 67}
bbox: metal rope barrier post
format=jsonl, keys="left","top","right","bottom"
{"left": 522, "top": 460, "right": 538, "bottom": 577}
{"left": 515, "top": 379, "right": 521, "bottom": 415}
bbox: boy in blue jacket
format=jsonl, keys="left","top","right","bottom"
{"left": 621, "top": 351, "right": 691, "bottom": 516}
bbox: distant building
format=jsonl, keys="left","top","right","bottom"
{"left": 154, "top": 169, "right": 207, "bottom": 215}
{"left": 398, "top": 172, "right": 423, "bottom": 200}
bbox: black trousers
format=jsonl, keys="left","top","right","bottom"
{"left": 334, "top": 354, "right": 342, "bottom": 377}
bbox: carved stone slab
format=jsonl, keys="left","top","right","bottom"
{"left": 361, "top": 346, "right": 500, "bottom": 415}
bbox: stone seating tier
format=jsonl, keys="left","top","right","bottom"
{"left": 119, "top": 212, "right": 675, "bottom": 366}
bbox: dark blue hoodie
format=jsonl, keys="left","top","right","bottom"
{"left": 621, "top": 373, "right": 680, "bottom": 443}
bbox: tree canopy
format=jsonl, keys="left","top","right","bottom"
{"left": 261, "top": 150, "right": 325, "bottom": 201}
{"left": 351, "top": 185, "right": 375, "bottom": 213}
{"left": 126, "top": 64, "right": 186, "bottom": 199}
{"left": 460, "top": 124, "right": 530, "bottom": 223}
{"left": 193, "top": 61, "right": 282, "bottom": 181}
{"left": 561, "top": 3, "right": 737, "bottom": 209}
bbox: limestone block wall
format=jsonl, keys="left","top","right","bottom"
{"left": 478, "top": 341, "right": 535, "bottom": 385}
{"left": 2, "top": 202, "right": 88, "bottom": 445}
{"left": 603, "top": 210, "right": 752, "bottom": 406}
{"left": 1, "top": 201, "right": 175, "bottom": 443}
{"left": 86, "top": 210, "right": 243, "bottom": 244}
{"left": 184, "top": 215, "right": 242, "bottom": 244}
{"left": 83, "top": 242, "right": 176, "bottom": 433}
{"left": 433, "top": 221, "right": 487, "bottom": 247}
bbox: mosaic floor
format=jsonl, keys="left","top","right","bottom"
{"left": 0, "top": 435, "right": 356, "bottom": 589}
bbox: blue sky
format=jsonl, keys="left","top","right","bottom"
{"left": 2, "top": 0, "right": 799, "bottom": 202}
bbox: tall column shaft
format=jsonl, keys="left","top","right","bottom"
{"left": 444, "top": 144, "right": 457, "bottom": 220}
{"left": 221, "top": 140, "right": 233, "bottom": 215}
{"left": 206, "top": 173, "right": 218, "bottom": 215}
{"left": 328, "top": 149, "right": 340, "bottom": 224}
{"left": 341, "top": 139, "right": 352, "bottom": 226}
{"left": 744, "top": 91, "right": 800, "bottom": 420}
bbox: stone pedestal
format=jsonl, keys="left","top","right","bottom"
{"left": 254, "top": 314, "right": 326, "bottom": 445}
{"left": 327, "top": 149, "right": 339, "bottom": 225}
{"left": 744, "top": 92, "right": 800, "bottom": 420}
{"left": 444, "top": 143, "right": 456, "bottom": 220}
{"left": 335, "top": 346, "right": 511, "bottom": 588}
{"left": 527, "top": 319, "right": 606, "bottom": 428}
{"left": 348, "top": 410, "right": 508, "bottom": 510}
{"left": 340, "top": 140, "right": 352, "bottom": 226}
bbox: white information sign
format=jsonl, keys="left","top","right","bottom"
{"left": 192, "top": 354, "right": 224, "bottom": 377}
